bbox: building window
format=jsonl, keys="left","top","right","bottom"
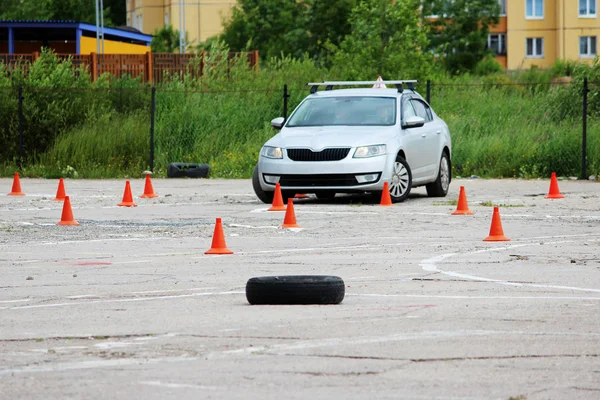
{"left": 526, "top": 38, "right": 544, "bottom": 57}
{"left": 580, "top": 36, "right": 598, "bottom": 57}
{"left": 499, "top": 0, "right": 506, "bottom": 16}
{"left": 488, "top": 33, "right": 506, "bottom": 55}
{"left": 579, "top": 0, "right": 597, "bottom": 16}
{"left": 526, "top": 0, "right": 544, "bottom": 18}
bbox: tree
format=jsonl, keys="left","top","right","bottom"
{"left": 329, "top": 0, "right": 436, "bottom": 81}
{"left": 423, "top": 0, "right": 500, "bottom": 74}
{"left": 151, "top": 25, "right": 181, "bottom": 53}
{"left": 305, "top": 0, "right": 357, "bottom": 61}
{"left": 220, "top": 0, "right": 308, "bottom": 59}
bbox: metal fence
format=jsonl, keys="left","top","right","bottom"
{"left": 0, "top": 80, "right": 597, "bottom": 178}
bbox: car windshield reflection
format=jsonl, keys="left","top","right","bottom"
{"left": 286, "top": 97, "right": 397, "bottom": 127}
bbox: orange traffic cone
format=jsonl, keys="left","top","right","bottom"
{"left": 452, "top": 186, "right": 474, "bottom": 215}
{"left": 140, "top": 174, "right": 158, "bottom": 198}
{"left": 545, "top": 172, "right": 564, "bottom": 199}
{"left": 57, "top": 196, "right": 79, "bottom": 226}
{"left": 205, "top": 217, "right": 233, "bottom": 254}
{"left": 268, "top": 183, "right": 286, "bottom": 211}
{"left": 118, "top": 181, "right": 137, "bottom": 207}
{"left": 379, "top": 182, "right": 393, "bottom": 206}
{"left": 483, "top": 206, "right": 510, "bottom": 242}
{"left": 8, "top": 172, "right": 25, "bottom": 196}
{"left": 294, "top": 193, "right": 309, "bottom": 199}
{"left": 281, "top": 198, "right": 301, "bottom": 228}
{"left": 54, "top": 178, "right": 66, "bottom": 201}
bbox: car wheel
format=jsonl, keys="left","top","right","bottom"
{"left": 245, "top": 275, "right": 345, "bottom": 305}
{"left": 315, "top": 191, "right": 336, "bottom": 200}
{"left": 252, "top": 165, "right": 274, "bottom": 204}
{"left": 388, "top": 156, "right": 412, "bottom": 202}
{"left": 426, "top": 152, "right": 451, "bottom": 197}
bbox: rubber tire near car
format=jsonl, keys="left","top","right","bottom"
{"left": 426, "top": 152, "right": 451, "bottom": 197}
{"left": 246, "top": 275, "right": 345, "bottom": 305}
{"left": 167, "top": 163, "right": 210, "bottom": 178}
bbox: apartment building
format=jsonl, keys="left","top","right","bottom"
{"left": 126, "top": 0, "right": 235, "bottom": 46}
{"left": 488, "top": 0, "right": 599, "bottom": 69}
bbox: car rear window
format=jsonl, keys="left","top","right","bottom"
{"left": 286, "top": 96, "right": 396, "bottom": 127}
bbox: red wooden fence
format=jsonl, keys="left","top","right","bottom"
{"left": 0, "top": 51, "right": 260, "bottom": 83}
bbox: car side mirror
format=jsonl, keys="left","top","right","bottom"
{"left": 403, "top": 116, "right": 426, "bottom": 129}
{"left": 271, "top": 117, "right": 285, "bottom": 130}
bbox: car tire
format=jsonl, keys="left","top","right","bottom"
{"left": 315, "top": 191, "right": 336, "bottom": 200}
{"left": 252, "top": 165, "right": 274, "bottom": 204}
{"left": 245, "top": 275, "right": 345, "bottom": 305}
{"left": 426, "top": 152, "right": 451, "bottom": 197}
{"left": 387, "top": 156, "right": 412, "bottom": 203}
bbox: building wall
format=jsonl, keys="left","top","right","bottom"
{"left": 80, "top": 36, "right": 150, "bottom": 54}
{"left": 127, "top": 0, "right": 236, "bottom": 47}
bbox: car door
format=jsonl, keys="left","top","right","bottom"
{"left": 410, "top": 98, "right": 440, "bottom": 178}
{"left": 400, "top": 97, "right": 428, "bottom": 181}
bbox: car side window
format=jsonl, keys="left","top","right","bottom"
{"left": 411, "top": 100, "right": 433, "bottom": 122}
{"left": 402, "top": 101, "right": 417, "bottom": 121}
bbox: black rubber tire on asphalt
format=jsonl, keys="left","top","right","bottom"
{"left": 246, "top": 275, "right": 345, "bottom": 305}
{"left": 167, "top": 163, "right": 210, "bottom": 178}
{"left": 252, "top": 165, "right": 274, "bottom": 204}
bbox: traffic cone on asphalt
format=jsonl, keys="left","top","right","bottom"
{"left": 118, "top": 181, "right": 137, "bottom": 207}
{"left": 57, "top": 196, "right": 79, "bottom": 226}
{"left": 545, "top": 172, "right": 565, "bottom": 199}
{"left": 452, "top": 186, "right": 474, "bottom": 215}
{"left": 205, "top": 218, "right": 233, "bottom": 254}
{"left": 281, "top": 198, "right": 301, "bottom": 229}
{"left": 379, "top": 182, "right": 393, "bottom": 206}
{"left": 483, "top": 206, "right": 510, "bottom": 242}
{"left": 8, "top": 172, "right": 25, "bottom": 196}
{"left": 53, "top": 178, "right": 66, "bottom": 201}
{"left": 268, "top": 183, "right": 286, "bottom": 211}
{"left": 140, "top": 174, "right": 158, "bottom": 198}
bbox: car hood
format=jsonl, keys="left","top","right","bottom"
{"left": 265, "top": 126, "right": 397, "bottom": 150}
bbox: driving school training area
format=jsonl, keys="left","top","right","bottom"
{"left": 1, "top": 176, "right": 599, "bottom": 400}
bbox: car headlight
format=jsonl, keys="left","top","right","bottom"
{"left": 353, "top": 145, "right": 386, "bottom": 158}
{"left": 260, "top": 146, "right": 283, "bottom": 159}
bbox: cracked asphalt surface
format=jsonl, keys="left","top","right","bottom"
{"left": 1, "top": 177, "right": 599, "bottom": 399}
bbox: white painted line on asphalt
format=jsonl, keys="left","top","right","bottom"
{"left": 347, "top": 293, "right": 600, "bottom": 300}
{"left": 230, "top": 224, "right": 278, "bottom": 229}
{"left": 139, "top": 381, "right": 218, "bottom": 390}
{"left": 4, "top": 291, "right": 244, "bottom": 310}
{"left": 0, "top": 299, "right": 30, "bottom": 303}
{"left": 420, "top": 239, "right": 600, "bottom": 294}
{"left": 66, "top": 295, "right": 98, "bottom": 299}
{"left": 38, "top": 237, "right": 168, "bottom": 246}
{"left": 0, "top": 356, "right": 200, "bottom": 375}
{"left": 224, "top": 330, "right": 505, "bottom": 355}
{"left": 250, "top": 207, "right": 377, "bottom": 215}
{"left": 129, "top": 287, "right": 218, "bottom": 295}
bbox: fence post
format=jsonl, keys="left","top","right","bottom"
{"left": 426, "top": 79, "right": 431, "bottom": 104}
{"left": 150, "top": 87, "right": 156, "bottom": 172}
{"left": 581, "top": 77, "right": 588, "bottom": 180}
{"left": 146, "top": 51, "right": 153, "bottom": 84}
{"left": 283, "top": 84, "right": 289, "bottom": 121}
{"left": 18, "top": 87, "right": 23, "bottom": 167}
{"left": 91, "top": 52, "right": 98, "bottom": 81}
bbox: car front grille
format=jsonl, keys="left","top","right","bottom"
{"left": 287, "top": 148, "right": 351, "bottom": 162}
{"left": 278, "top": 173, "right": 379, "bottom": 187}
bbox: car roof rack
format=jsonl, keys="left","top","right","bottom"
{"left": 307, "top": 80, "right": 418, "bottom": 94}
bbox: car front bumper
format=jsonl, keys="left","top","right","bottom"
{"left": 257, "top": 155, "right": 391, "bottom": 192}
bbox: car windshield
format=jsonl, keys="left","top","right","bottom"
{"left": 286, "top": 96, "right": 396, "bottom": 127}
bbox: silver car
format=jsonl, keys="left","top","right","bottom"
{"left": 252, "top": 80, "right": 452, "bottom": 203}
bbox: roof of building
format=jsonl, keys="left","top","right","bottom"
{"left": 0, "top": 20, "right": 152, "bottom": 43}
